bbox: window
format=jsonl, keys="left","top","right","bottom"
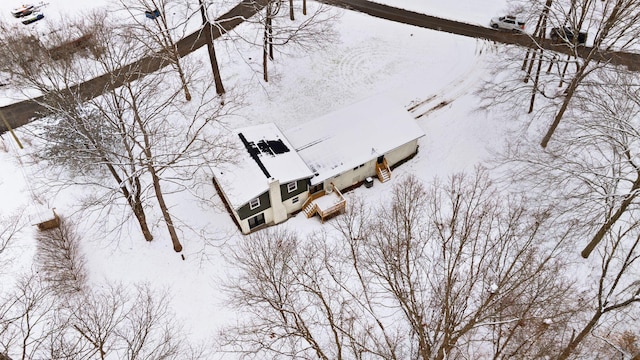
{"left": 249, "top": 198, "right": 260, "bottom": 210}
{"left": 248, "top": 213, "right": 265, "bottom": 229}
{"left": 292, "top": 197, "right": 299, "bottom": 204}
{"left": 287, "top": 182, "right": 297, "bottom": 193}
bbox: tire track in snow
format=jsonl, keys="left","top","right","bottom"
{"left": 408, "top": 43, "right": 487, "bottom": 119}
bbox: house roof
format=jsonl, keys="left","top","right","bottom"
{"left": 213, "top": 123, "right": 313, "bottom": 209}
{"left": 284, "top": 96, "right": 425, "bottom": 185}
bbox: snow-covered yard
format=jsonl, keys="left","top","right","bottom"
{"left": 5, "top": 0, "right": 501, "bottom": 346}
{"left": 3, "top": 0, "right": 635, "bottom": 358}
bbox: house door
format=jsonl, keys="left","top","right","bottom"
{"left": 377, "top": 155, "right": 384, "bottom": 164}
{"left": 310, "top": 183, "right": 324, "bottom": 194}
{"left": 248, "top": 213, "right": 266, "bottom": 229}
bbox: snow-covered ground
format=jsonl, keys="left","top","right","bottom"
{"left": 0, "top": 0, "right": 515, "bottom": 353}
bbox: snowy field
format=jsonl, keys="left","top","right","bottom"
{"left": 0, "top": 0, "right": 521, "bottom": 354}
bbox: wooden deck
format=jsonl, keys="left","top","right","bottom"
{"left": 302, "top": 184, "right": 346, "bottom": 222}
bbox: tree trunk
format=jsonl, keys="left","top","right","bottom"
{"left": 198, "top": 0, "right": 225, "bottom": 95}
{"left": 205, "top": 23, "right": 225, "bottom": 96}
{"left": 556, "top": 311, "right": 602, "bottom": 360}
{"left": 558, "top": 55, "right": 570, "bottom": 86}
{"left": 289, "top": 0, "right": 294, "bottom": 20}
{"left": 581, "top": 174, "right": 640, "bottom": 258}
{"left": 263, "top": 10, "right": 270, "bottom": 82}
{"left": 127, "top": 86, "right": 182, "bottom": 252}
{"left": 528, "top": 49, "right": 544, "bottom": 113}
{"left": 148, "top": 165, "right": 183, "bottom": 252}
{"left": 103, "top": 160, "right": 154, "bottom": 241}
{"left": 540, "top": 68, "right": 583, "bottom": 148}
{"left": 132, "top": 196, "right": 154, "bottom": 242}
{"left": 523, "top": 0, "right": 552, "bottom": 79}
{"left": 268, "top": 15, "right": 274, "bottom": 60}
{"left": 523, "top": 48, "right": 537, "bottom": 84}
{"left": 521, "top": 48, "right": 532, "bottom": 72}
{"left": 155, "top": 13, "right": 191, "bottom": 101}
{"left": 174, "top": 50, "right": 192, "bottom": 101}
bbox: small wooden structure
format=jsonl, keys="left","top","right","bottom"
{"left": 32, "top": 208, "right": 61, "bottom": 231}
{"left": 302, "top": 184, "right": 346, "bottom": 223}
{"left": 375, "top": 157, "right": 391, "bottom": 183}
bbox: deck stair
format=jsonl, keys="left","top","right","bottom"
{"left": 303, "top": 202, "right": 318, "bottom": 218}
{"left": 301, "top": 190, "right": 324, "bottom": 218}
{"left": 301, "top": 183, "right": 346, "bottom": 222}
{"left": 376, "top": 158, "right": 392, "bottom": 183}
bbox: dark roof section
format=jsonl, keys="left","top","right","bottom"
{"left": 238, "top": 132, "right": 271, "bottom": 178}
{"left": 238, "top": 134, "right": 291, "bottom": 179}
{"left": 257, "top": 139, "right": 290, "bottom": 156}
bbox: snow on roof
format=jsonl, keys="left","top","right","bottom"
{"left": 285, "top": 96, "right": 425, "bottom": 185}
{"left": 213, "top": 123, "right": 313, "bottom": 209}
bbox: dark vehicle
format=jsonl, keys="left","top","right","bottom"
{"left": 145, "top": 8, "right": 161, "bottom": 19}
{"left": 21, "top": 11, "right": 44, "bottom": 25}
{"left": 550, "top": 27, "right": 587, "bottom": 45}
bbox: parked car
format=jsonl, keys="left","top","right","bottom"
{"left": 21, "top": 11, "right": 44, "bottom": 25}
{"left": 550, "top": 27, "right": 587, "bottom": 45}
{"left": 11, "top": 4, "right": 35, "bottom": 18}
{"left": 490, "top": 15, "right": 525, "bottom": 32}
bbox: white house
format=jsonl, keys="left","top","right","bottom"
{"left": 212, "top": 123, "right": 314, "bottom": 234}
{"left": 213, "top": 96, "right": 425, "bottom": 234}
{"left": 285, "top": 96, "right": 425, "bottom": 194}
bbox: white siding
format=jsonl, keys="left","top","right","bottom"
{"left": 282, "top": 191, "right": 309, "bottom": 214}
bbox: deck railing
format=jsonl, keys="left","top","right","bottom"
{"left": 317, "top": 184, "right": 347, "bottom": 222}
{"left": 301, "top": 188, "right": 326, "bottom": 211}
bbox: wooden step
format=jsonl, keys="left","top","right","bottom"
{"left": 378, "top": 168, "right": 391, "bottom": 183}
{"left": 303, "top": 203, "right": 317, "bottom": 218}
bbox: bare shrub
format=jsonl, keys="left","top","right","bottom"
{"left": 35, "top": 218, "right": 87, "bottom": 297}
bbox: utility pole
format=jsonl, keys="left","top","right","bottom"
{"left": 0, "top": 109, "right": 23, "bottom": 149}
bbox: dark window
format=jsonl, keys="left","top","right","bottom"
{"left": 287, "top": 182, "right": 297, "bottom": 193}
{"left": 310, "top": 183, "right": 324, "bottom": 194}
{"left": 248, "top": 213, "right": 265, "bottom": 229}
{"left": 292, "top": 197, "right": 299, "bottom": 204}
{"left": 249, "top": 198, "right": 260, "bottom": 210}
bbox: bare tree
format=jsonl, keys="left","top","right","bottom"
{"left": 0, "top": 14, "right": 157, "bottom": 242}
{"left": 116, "top": 0, "right": 196, "bottom": 101}
{"left": 237, "top": 0, "right": 337, "bottom": 82}
{"left": 0, "top": 274, "right": 204, "bottom": 359}
{"left": 0, "top": 273, "right": 60, "bottom": 360}
{"left": 0, "top": 210, "right": 25, "bottom": 269}
{"left": 556, "top": 229, "right": 640, "bottom": 360}
{"left": 494, "top": 67, "right": 640, "bottom": 358}
{"left": 0, "top": 12, "right": 235, "bottom": 252}
{"left": 63, "top": 283, "right": 192, "bottom": 360}
{"left": 221, "top": 170, "right": 583, "bottom": 359}
{"left": 82, "top": 30, "right": 236, "bottom": 252}
{"left": 538, "top": 0, "right": 640, "bottom": 147}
